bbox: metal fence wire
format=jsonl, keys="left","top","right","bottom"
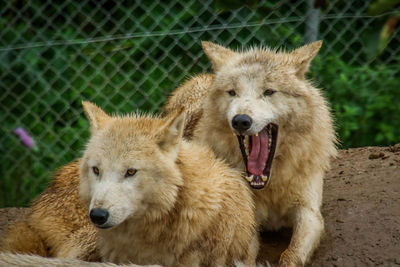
{"left": 1, "top": 0, "right": 399, "bottom": 207}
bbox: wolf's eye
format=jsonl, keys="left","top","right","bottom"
{"left": 227, "top": 90, "right": 236, "bottom": 96}
{"left": 263, "top": 89, "right": 276, "bottom": 96}
{"left": 125, "top": 168, "right": 137, "bottom": 178}
{"left": 92, "top": 166, "right": 100, "bottom": 176}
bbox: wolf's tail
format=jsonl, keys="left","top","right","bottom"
{"left": 0, "top": 220, "right": 48, "bottom": 257}
{"left": 0, "top": 252, "right": 163, "bottom": 267}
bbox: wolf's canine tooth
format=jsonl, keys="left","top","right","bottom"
{"left": 246, "top": 175, "right": 253, "bottom": 182}
{"left": 261, "top": 175, "right": 268, "bottom": 182}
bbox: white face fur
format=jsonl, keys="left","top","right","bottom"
{"left": 202, "top": 41, "right": 322, "bottom": 138}
{"left": 212, "top": 63, "right": 307, "bottom": 135}
{"left": 82, "top": 156, "right": 141, "bottom": 228}
{"left": 79, "top": 105, "right": 184, "bottom": 229}
{"left": 80, "top": 134, "right": 157, "bottom": 228}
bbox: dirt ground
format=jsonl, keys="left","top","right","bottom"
{"left": 1, "top": 145, "right": 400, "bottom": 266}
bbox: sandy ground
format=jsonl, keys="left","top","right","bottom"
{"left": 1, "top": 145, "right": 400, "bottom": 266}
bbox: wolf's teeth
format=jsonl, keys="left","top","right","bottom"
{"left": 244, "top": 135, "right": 249, "bottom": 154}
{"left": 261, "top": 175, "right": 268, "bottom": 182}
{"left": 255, "top": 133, "right": 258, "bottom": 137}
{"left": 246, "top": 175, "right": 254, "bottom": 182}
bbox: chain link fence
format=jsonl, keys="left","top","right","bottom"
{"left": 1, "top": 0, "right": 399, "bottom": 207}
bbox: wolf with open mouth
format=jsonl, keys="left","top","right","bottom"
{"left": 165, "top": 41, "right": 337, "bottom": 266}
{"left": 236, "top": 122, "right": 278, "bottom": 189}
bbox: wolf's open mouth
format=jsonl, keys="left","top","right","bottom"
{"left": 236, "top": 123, "right": 278, "bottom": 189}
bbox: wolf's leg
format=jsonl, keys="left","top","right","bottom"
{"left": 236, "top": 233, "right": 259, "bottom": 267}
{"left": 177, "top": 251, "right": 201, "bottom": 267}
{"left": 54, "top": 224, "right": 99, "bottom": 261}
{"left": 279, "top": 207, "right": 324, "bottom": 267}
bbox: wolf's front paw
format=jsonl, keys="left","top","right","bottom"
{"left": 126, "top": 264, "right": 163, "bottom": 267}
{"left": 278, "top": 249, "right": 303, "bottom": 267}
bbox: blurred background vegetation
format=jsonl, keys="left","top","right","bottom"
{"left": 1, "top": 0, "right": 399, "bottom": 207}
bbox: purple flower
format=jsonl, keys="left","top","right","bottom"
{"left": 14, "top": 127, "right": 36, "bottom": 149}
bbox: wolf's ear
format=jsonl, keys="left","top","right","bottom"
{"left": 202, "top": 41, "right": 236, "bottom": 71}
{"left": 82, "top": 101, "right": 111, "bottom": 133}
{"left": 290, "top": 40, "right": 322, "bottom": 78}
{"left": 157, "top": 109, "right": 185, "bottom": 153}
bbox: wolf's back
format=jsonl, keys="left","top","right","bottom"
{"left": 0, "top": 218, "right": 47, "bottom": 256}
{"left": 164, "top": 74, "right": 213, "bottom": 139}
{"left": 0, "top": 160, "right": 99, "bottom": 261}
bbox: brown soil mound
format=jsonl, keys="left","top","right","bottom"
{"left": 1, "top": 145, "right": 400, "bottom": 266}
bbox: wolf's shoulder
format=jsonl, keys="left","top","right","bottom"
{"left": 177, "top": 141, "right": 252, "bottom": 204}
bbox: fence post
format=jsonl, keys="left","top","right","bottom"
{"left": 305, "top": 0, "right": 320, "bottom": 43}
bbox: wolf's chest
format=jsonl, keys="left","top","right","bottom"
{"left": 98, "top": 222, "right": 194, "bottom": 266}
{"left": 253, "top": 191, "right": 293, "bottom": 230}
{"left": 99, "top": 233, "right": 176, "bottom": 266}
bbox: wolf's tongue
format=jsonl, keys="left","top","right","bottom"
{"left": 247, "top": 131, "right": 269, "bottom": 175}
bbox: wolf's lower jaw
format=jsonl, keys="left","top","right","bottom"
{"left": 237, "top": 123, "right": 278, "bottom": 189}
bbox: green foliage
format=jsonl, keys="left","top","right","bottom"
{"left": 368, "top": 0, "right": 400, "bottom": 15}
{"left": 312, "top": 55, "right": 400, "bottom": 148}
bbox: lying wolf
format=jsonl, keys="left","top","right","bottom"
{"left": 165, "top": 41, "right": 338, "bottom": 266}
{"left": 79, "top": 102, "right": 258, "bottom": 266}
{"left": 1, "top": 102, "right": 259, "bottom": 267}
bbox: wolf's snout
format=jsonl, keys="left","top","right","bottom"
{"left": 232, "top": 114, "right": 252, "bottom": 132}
{"left": 90, "top": 208, "right": 109, "bottom": 226}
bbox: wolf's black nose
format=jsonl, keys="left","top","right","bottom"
{"left": 232, "top": 115, "right": 252, "bottom": 132}
{"left": 90, "top": 208, "right": 109, "bottom": 226}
